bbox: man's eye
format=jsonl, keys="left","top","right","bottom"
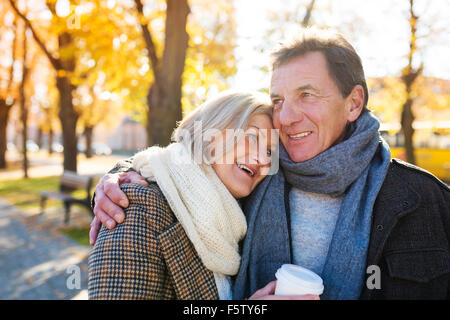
{"left": 302, "top": 92, "right": 313, "bottom": 98}
{"left": 272, "top": 99, "right": 283, "bottom": 107}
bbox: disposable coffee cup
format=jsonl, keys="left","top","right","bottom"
{"left": 275, "top": 264, "right": 324, "bottom": 296}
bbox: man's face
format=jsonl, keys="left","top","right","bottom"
{"left": 270, "top": 51, "right": 360, "bottom": 162}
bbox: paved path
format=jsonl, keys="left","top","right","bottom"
{"left": 0, "top": 151, "right": 128, "bottom": 180}
{"left": 0, "top": 197, "right": 90, "bottom": 300}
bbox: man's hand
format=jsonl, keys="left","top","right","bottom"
{"left": 248, "top": 281, "right": 320, "bottom": 300}
{"left": 89, "top": 171, "right": 148, "bottom": 245}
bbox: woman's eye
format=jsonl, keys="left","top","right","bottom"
{"left": 267, "top": 149, "right": 272, "bottom": 156}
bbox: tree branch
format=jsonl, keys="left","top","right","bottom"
{"left": 8, "top": 0, "right": 62, "bottom": 71}
{"left": 6, "top": 17, "right": 17, "bottom": 94}
{"left": 134, "top": 0, "right": 160, "bottom": 80}
{"left": 302, "top": 0, "right": 316, "bottom": 27}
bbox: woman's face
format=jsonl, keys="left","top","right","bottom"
{"left": 212, "top": 113, "right": 276, "bottom": 199}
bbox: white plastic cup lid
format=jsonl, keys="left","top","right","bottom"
{"left": 275, "top": 264, "right": 324, "bottom": 294}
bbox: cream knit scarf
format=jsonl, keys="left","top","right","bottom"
{"left": 133, "top": 143, "right": 247, "bottom": 297}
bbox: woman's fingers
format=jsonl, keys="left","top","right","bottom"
{"left": 123, "top": 171, "right": 149, "bottom": 186}
{"left": 248, "top": 281, "right": 277, "bottom": 299}
{"left": 249, "top": 281, "right": 320, "bottom": 300}
{"left": 251, "top": 294, "right": 320, "bottom": 300}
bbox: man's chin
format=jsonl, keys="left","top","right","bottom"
{"left": 287, "top": 149, "right": 317, "bottom": 163}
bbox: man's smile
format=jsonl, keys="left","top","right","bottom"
{"left": 287, "top": 131, "right": 313, "bottom": 140}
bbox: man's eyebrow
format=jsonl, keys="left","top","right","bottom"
{"left": 270, "top": 92, "right": 280, "bottom": 99}
{"left": 270, "top": 84, "right": 318, "bottom": 99}
{"left": 296, "top": 84, "right": 318, "bottom": 92}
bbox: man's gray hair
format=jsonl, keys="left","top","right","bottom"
{"left": 270, "top": 27, "right": 369, "bottom": 111}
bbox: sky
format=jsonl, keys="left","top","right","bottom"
{"left": 231, "top": 0, "right": 450, "bottom": 91}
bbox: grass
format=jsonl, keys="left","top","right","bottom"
{"left": 0, "top": 176, "right": 93, "bottom": 246}
{"left": 60, "top": 227, "right": 91, "bottom": 246}
{"left": 0, "top": 176, "right": 93, "bottom": 208}
{"left": 0, "top": 176, "right": 60, "bottom": 209}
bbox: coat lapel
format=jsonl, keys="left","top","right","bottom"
{"left": 158, "top": 222, "right": 219, "bottom": 300}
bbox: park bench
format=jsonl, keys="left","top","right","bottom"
{"left": 40, "top": 171, "right": 95, "bottom": 224}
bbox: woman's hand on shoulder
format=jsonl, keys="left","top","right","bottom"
{"left": 90, "top": 171, "right": 148, "bottom": 245}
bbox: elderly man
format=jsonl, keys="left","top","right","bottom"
{"left": 89, "top": 28, "right": 450, "bottom": 300}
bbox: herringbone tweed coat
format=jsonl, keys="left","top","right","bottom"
{"left": 88, "top": 183, "right": 220, "bottom": 299}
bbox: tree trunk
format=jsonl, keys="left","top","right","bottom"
{"left": 84, "top": 126, "right": 93, "bottom": 158}
{"left": 36, "top": 127, "right": 43, "bottom": 148}
{"left": 20, "top": 27, "right": 29, "bottom": 178}
{"left": 146, "top": 83, "right": 184, "bottom": 147}
{"left": 48, "top": 127, "right": 54, "bottom": 155}
{"left": 401, "top": 98, "right": 415, "bottom": 164}
{"left": 400, "top": 0, "right": 421, "bottom": 165}
{"left": 20, "top": 102, "right": 29, "bottom": 178}
{"left": 9, "top": 1, "right": 79, "bottom": 172}
{"left": 0, "top": 100, "right": 13, "bottom": 169}
{"left": 145, "top": 0, "right": 190, "bottom": 147}
{"left": 56, "top": 75, "right": 78, "bottom": 172}
{"left": 57, "top": 32, "right": 78, "bottom": 172}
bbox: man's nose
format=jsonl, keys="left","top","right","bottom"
{"left": 279, "top": 100, "right": 304, "bottom": 127}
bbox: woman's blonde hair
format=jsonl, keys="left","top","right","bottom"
{"left": 172, "top": 90, "right": 273, "bottom": 164}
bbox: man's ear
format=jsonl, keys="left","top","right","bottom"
{"left": 346, "top": 85, "right": 365, "bottom": 122}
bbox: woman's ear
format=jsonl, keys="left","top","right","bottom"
{"left": 346, "top": 85, "right": 365, "bottom": 122}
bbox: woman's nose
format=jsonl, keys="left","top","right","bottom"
{"left": 256, "top": 149, "right": 271, "bottom": 166}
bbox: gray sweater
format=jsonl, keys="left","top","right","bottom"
{"left": 289, "top": 187, "right": 343, "bottom": 276}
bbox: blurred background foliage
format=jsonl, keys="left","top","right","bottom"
{"left": 0, "top": 0, "right": 449, "bottom": 179}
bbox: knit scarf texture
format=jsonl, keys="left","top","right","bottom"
{"left": 132, "top": 143, "right": 247, "bottom": 299}
{"left": 232, "top": 111, "right": 391, "bottom": 300}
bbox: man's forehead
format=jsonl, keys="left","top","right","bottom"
{"left": 270, "top": 52, "right": 328, "bottom": 84}
{"left": 269, "top": 63, "right": 305, "bottom": 95}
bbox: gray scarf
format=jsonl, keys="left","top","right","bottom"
{"left": 232, "top": 111, "right": 391, "bottom": 299}
{"left": 280, "top": 112, "right": 381, "bottom": 197}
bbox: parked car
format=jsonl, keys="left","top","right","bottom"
{"left": 52, "top": 142, "right": 64, "bottom": 153}
{"left": 93, "top": 143, "right": 112, "bottom": 156}
{"left": 6, "top": 142, "right": 17, "bottom": 152}
{"left": 77, "top": 143, "right": 86, "bottom": 153}
{"left": 26, "top": 140, "right": 39, "bottom": 152}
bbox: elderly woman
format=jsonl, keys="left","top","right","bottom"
{"left": 88, "top": 91, "right": 277, "bottom": 299}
